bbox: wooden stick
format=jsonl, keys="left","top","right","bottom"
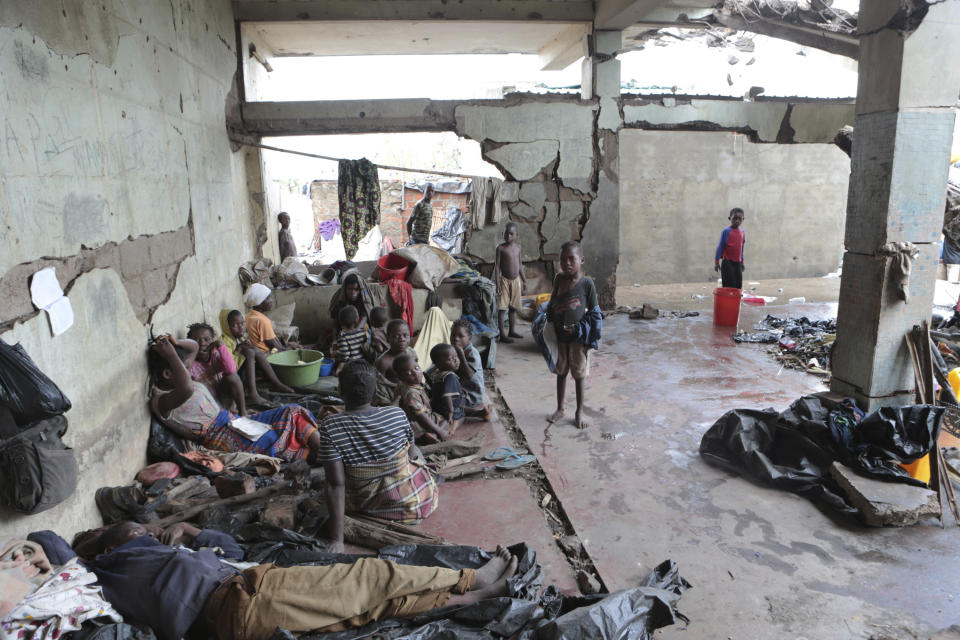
{"left": 348, "top": 514, "right": 446, "bottom": 544}
{"left": 441, "top": 461, "right": 494, "bottom": 480}
{"left": 342, "top": 518, "right": 447, "bottom": 549}
{"left": 442, "top": 454, "right": 480, "bottom": 470}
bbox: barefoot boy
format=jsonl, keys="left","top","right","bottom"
{"left": 493, "top": 222, "right": 527, "bottom": 343}
{"left": 546, "top": 241, "right": 601, "bottom": 429}
{"left": 714, "top": 207, "right": 745, "bottom": 289}
{"left": 394, "top": 354, "right": 452, "bottom": 443}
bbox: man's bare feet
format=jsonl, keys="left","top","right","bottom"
{"left": 475, "top": 546, "right": 511, "bottom": 589}
{"left": 508, "top": 331, "right": 523, "bottom": 339}
{"left": 547, "top": 409, "right": 565, "bottom": 423}
{"left": 498, "top": 336, "right": 514, "bottom": 344}
{"left": 574, "top": 409, "right": 588, "bottom": 429}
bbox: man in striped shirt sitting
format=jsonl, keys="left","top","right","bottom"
{"left": 317, "top": 360, "right": 439, "bottom": 553}
{"left": 334, "top": 305, "right": 370, "bottom": 375}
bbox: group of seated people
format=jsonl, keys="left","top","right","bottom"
{"left": 4, "top": 521, "right": 519, "bottom": 640}
{"left": 146, "top": 271, "right": 495, "bottom": 549}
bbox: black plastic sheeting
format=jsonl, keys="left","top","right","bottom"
{"left": 0, "top": 338, "right": 72, "bottom": 426}
{"left": 699, "top": 395, "right": 941, "bottom": 514}
{"left": 267, "top": 556, "right": 689, "bottom": 640}
{"left": 73, "top": 621, "right": 157, "bottom": 640}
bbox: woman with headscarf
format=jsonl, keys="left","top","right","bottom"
{"left": 328, "top": 273, "right": 376, "bottom": 332}
{"left": 243, "top": 283, "right": 285, "bottom": 353}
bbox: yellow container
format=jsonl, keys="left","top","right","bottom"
{"left": 536, "top": 293, "right": 552, "bottom": 305}
{"left": 899, "top": 453, "right": 931, "bottom": 485}
{"left": 949, "top": 367, "right": 960, "bottom": 399}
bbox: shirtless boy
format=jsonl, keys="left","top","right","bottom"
{"left": 493, "top": 222, "right": 527, "bottom": 343}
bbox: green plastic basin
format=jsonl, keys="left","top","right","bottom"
{"left": 266, "top": 349, "right": 324, "bottom": 388}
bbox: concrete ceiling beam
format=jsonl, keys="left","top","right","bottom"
{"left": 714, "top": 11, "right": 859, "bottom": 59}
{"left": 232, "top": 0, "right": 595, "bottom": 22}
{"left": 594, "top": 0, "right": 670, "bottom": 29}
{"left": 539, "top": 24, "right": 590, "bottom": 70}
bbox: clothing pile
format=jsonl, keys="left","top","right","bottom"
{"left": 734, "top": 314, "right": 836, "bottom": 376}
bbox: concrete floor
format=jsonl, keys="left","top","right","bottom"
{"left": 616, "top": 275, "right": 842, "bottom": 311}
{"left": 495, "top": 303, "right": 960, "bottom": 640}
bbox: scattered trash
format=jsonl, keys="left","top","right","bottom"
{"left": 629, "top": 304, "right": 659, "bottom": 320}
{"left": 734, "top": 315, "right": 836, "bottom": 377}
{"left": 788, "top": 297, "right": 806, "bottom": 303}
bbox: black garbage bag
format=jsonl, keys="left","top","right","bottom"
{"left": 146, "top": 418, "right": 185, "bottom": 463}
{"left": 0, "top": 338, "right": 71, "bottom": 425}
{"left": 699, "top": 395, "right": 942, "bottom": 515}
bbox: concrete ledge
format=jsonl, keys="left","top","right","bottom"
{"left": 830, "top": 462, "right": 939, "bottom": 527}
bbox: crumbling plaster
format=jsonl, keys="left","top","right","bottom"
{"left": 0, "top": 0, "right": 259, "bottom": 537}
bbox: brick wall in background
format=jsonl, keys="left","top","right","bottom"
{"left": 310, "top": 180, "right": 470, "bottom": 247}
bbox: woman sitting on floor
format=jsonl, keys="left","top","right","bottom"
{"left": 317, "top": 360, "right": 438, "bottom": 553}
{"left": 148, "top": 334, "right": 321, "bottom": 463}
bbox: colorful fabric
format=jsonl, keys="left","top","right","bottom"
{"left": 200, "top": 405, "right": 318, "bottom": 463}
{"left": 426, "top": 369, "right": 465, "bottom": 421}
{"left": 245, "top": 309, "right": 275, "bottom": 352}
{"left": 219, "top": 310, "right": 246, "bottom": 368}
{"left": 409, "top": 200, "right": 433, "bottom": 244}
{"left": 1, "top": 558, "right": 121, "bottom": 640}
{"left": 316, "top": 406, "right": 413, "bottom": 466}
{"left": 715, "top": 226, "right": 745, "bottom": 263}
{"left": 497, "top": 275, "right": 523, "bottom": 310}
{"left": 337, "top": 328, "right": 369, "bottom": 363}
{"left": 342, "top": 446, "right": 438, "bottom": 523}
{"left": 386, "top": 279, "right": 415, "bottom": 334}
{"left": 338, "top": 159, "right": 381, "bottom": 260}
{"left": 318, "top": 218, "right": 341, "bottom": 242}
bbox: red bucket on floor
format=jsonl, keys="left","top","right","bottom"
{"left": 377, "top": 254, "right": 409, "bottom": 282}
{"left": 713, "top": 287, "right": 742, "bottom": 326}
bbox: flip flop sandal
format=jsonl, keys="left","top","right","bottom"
{"left": 495, "top": 453, "right": 537, "bottom": 470}
{"left": 483, "top": 446, "right": 528, "bottom": 461}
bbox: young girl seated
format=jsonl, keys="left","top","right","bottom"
{"left": 219, "top": 309, "right": 294, "bottom": 404}
{"left": 394, "top": 354, "right": 452, "bottom": 444}
{"left": 148, "top": 334, "right": 320, "bottom": 462}
{"left": 186, "top": 322, "right": 247, "bottom": 416}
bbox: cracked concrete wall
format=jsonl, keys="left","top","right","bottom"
{"left": 0, "top": 1, "right": 256, "bottom": 538}
{"left": 619, "top": 129, "right": 851, "bottom": 284}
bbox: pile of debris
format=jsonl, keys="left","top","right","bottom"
{"left": 734, "top": 314, "right": 835, "bottom": 376}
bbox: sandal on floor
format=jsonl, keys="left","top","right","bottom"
{"left": 495, "top": 453, "right": 536, "bottom": 470}
{"left": 483, "top": 446, "right": 528, "bottom": 461}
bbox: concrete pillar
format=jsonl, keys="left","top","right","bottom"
{"left": 581, "top": 30, "right": 622, "bottom": 307}
{"left": 831, "top": 0, "right": 960, "bottom": 407}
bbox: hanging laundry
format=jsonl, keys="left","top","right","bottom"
{"left": 471, "top": 177, "right": 490, "bottom": 230}
{"left": 490, "top": 178, "right": 504, "bottom": 224}
{"left": 386, "top": 279, "right": 415, "bottom": 335}
{"left": 338, "top": 159, "right": 381, "bottom": 260}
{"left": 318, "top": 218, "right": 341, "bottom": 241}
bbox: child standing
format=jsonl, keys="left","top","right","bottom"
{"left": 334, "top": 305, "right": 368, "bottom": 375}
{"left": 186, "top": 322, "right": 247, "bottom": 416}
{"left": 493, "top": 222, "right": 527, "bottom": 343}
{"left": 450, "top": 319, "right": 492, "bottom": 420}
{"left": 278, "top": 212, "right": 296, "bottom": 261}
{"left": 714, "top": 208, "right": 745, "bottom": 289}
{"left": 394, "top": 354, "right": 451, "bottom": 443}
{"left": 547, "top": 241, "right": 601, "bottom": 430}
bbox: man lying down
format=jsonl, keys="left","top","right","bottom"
{"left": 24, "top": 522, "right": 518, "bottom": 640}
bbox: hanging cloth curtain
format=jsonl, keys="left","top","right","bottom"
{"left": 338, "top": 159, "right": 381, "bottom": 259}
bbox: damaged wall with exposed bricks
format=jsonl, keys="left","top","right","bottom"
{"left": 0, "top": 1, "right": 259, "bottom": 537}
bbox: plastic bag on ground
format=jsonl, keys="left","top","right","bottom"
{"left": 0, "top": 338, "right": 72, "bottom": 426}
{"left": 699, "top": 395, "right": 941, "bottom": 515}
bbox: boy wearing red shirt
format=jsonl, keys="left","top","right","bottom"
{"left": 714, "top": 208, "right": 745, "bottom": 288}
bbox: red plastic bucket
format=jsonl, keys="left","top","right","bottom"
{"left": 713, "top": 287, "right": 742, "bottom": 326}
{"left": 377, "top": 254, "right": 409, "bottom": 282}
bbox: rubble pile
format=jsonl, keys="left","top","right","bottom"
{"left": 734, "top": 314, "right": 836, "bottom": 377}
